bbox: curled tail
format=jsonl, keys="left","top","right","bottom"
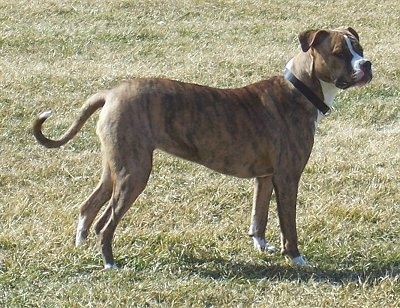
{"left": 33, "top": 90, "right": 108, "bottom": 148}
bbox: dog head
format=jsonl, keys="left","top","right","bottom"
{"left": 299, "top": 27, "right": 372, "bottom": 89}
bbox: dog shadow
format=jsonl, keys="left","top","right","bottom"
{"left": 172, "top": 254, "right": 399, "bottom": 285}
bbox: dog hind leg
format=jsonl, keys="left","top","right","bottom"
{"left": 94, "top": 152, "right": 153, "bottom": 269}
{"left": 75, "top": 162, "right": 113, "bottom": 246}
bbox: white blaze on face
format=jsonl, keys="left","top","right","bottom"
{"left": 343, "top": 35, "right": 365, "bottom": 71}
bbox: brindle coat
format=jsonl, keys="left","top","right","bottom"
{"left": 33, "top": 27, "right": 372, "bottom": 268}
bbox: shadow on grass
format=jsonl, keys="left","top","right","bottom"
{"left": 203, "top": 259, "right": 398, "bottom": 285}
{"left": 152, "top": 254, "right": 400, "bottom": 285}
{"left": 112, "top": 250, "right": 399, "bottom": 286}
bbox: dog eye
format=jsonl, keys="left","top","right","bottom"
{"left": 334, "top": 51, "right": 346, "bottom": 59}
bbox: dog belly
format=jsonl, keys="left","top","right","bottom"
{"left": 198, "top": 156, "right": 274, "bottom": 178}
{"left": 157, "top": 135, "right": 274, "bottom": 178}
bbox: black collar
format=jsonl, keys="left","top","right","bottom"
{"left": 284, "top": 68, "right": 330, "bottom": 115}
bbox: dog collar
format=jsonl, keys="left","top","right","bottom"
{"left": 284, "top": 69, "right": 330, "bottom": 115}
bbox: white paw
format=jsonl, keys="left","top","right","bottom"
{"left": 75, "top": 232, "right": 86, "bottom": 247}
{"left": 291, "top": 255, "right": 312, "bottom": 267}
{"left": 104, "top": 263, "right": 118, "bottom": 270}
{"left": 252, "top": 237, "right": 276, "bottom": 253}
{"left": 75, "top": 217, "right": 87, "bottom": 246}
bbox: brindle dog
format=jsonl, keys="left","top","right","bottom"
{"left": 33, "top": 27, "right": 372, "bottom": 269}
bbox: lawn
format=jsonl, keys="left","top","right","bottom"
{"left": 0, "top": 0, "right": 399, "bottom": 306}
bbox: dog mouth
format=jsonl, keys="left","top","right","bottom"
{"left": 335, "top": 80, "right": 352, "bottom": 89}
{"left": 336, "top": 65, "right": 373, "bottom": 89}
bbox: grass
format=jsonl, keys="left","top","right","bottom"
{"left": 0, "top": 0, "right": 399, "bottom": 306}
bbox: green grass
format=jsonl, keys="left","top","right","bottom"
{"left": 1, "top": 0, "right": 399, "bottom": 306}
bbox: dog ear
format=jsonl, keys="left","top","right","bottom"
{"left": 345, "top": 27, "right": 360, "bottom": 41}
{"left": 298, "top": 29, "right": 330, "bottom": 52}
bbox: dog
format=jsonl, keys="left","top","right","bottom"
{"left": 33, "top": 27, "right": 372, "bottom": 269}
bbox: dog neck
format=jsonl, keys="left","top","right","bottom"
{"left": 285, "top": 57, "right": 340, "bottom": 122}
{"left": 319, "top": 80, "right": 339, "bottom": 107}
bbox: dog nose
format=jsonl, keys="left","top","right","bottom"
{"left": 359, "top": 59, "right": 373, "bottom": 82}
{"left": 360, "top": 60, "right": 372, "bottom": 72}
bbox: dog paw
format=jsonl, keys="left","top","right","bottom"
{"left": 252, "top": 237, "right": 276, "bottom": 253}
{"left": 104, "top": 263, "right": 119, "bottom": 270}
{"left": 75, "top": 217, "right": 88, "bottom": 246}
{"left": 75, "top": 233, "right": 87, "bottom": 247}
{"left": 291, "top": 255, "right": 312, "bottom": 267}
{"left": 75, "top": 228, "right": 88, "bottom": 247}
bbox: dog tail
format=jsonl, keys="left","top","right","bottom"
{"left": 33, "top": 91, "right": 108, "bottom": 148}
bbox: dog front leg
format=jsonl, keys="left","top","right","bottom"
{"left": 273, "top": 174, "right": 309, "bottom": 266}
{"left": 248, "top": 176, "right": 275, "bottom": 253}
